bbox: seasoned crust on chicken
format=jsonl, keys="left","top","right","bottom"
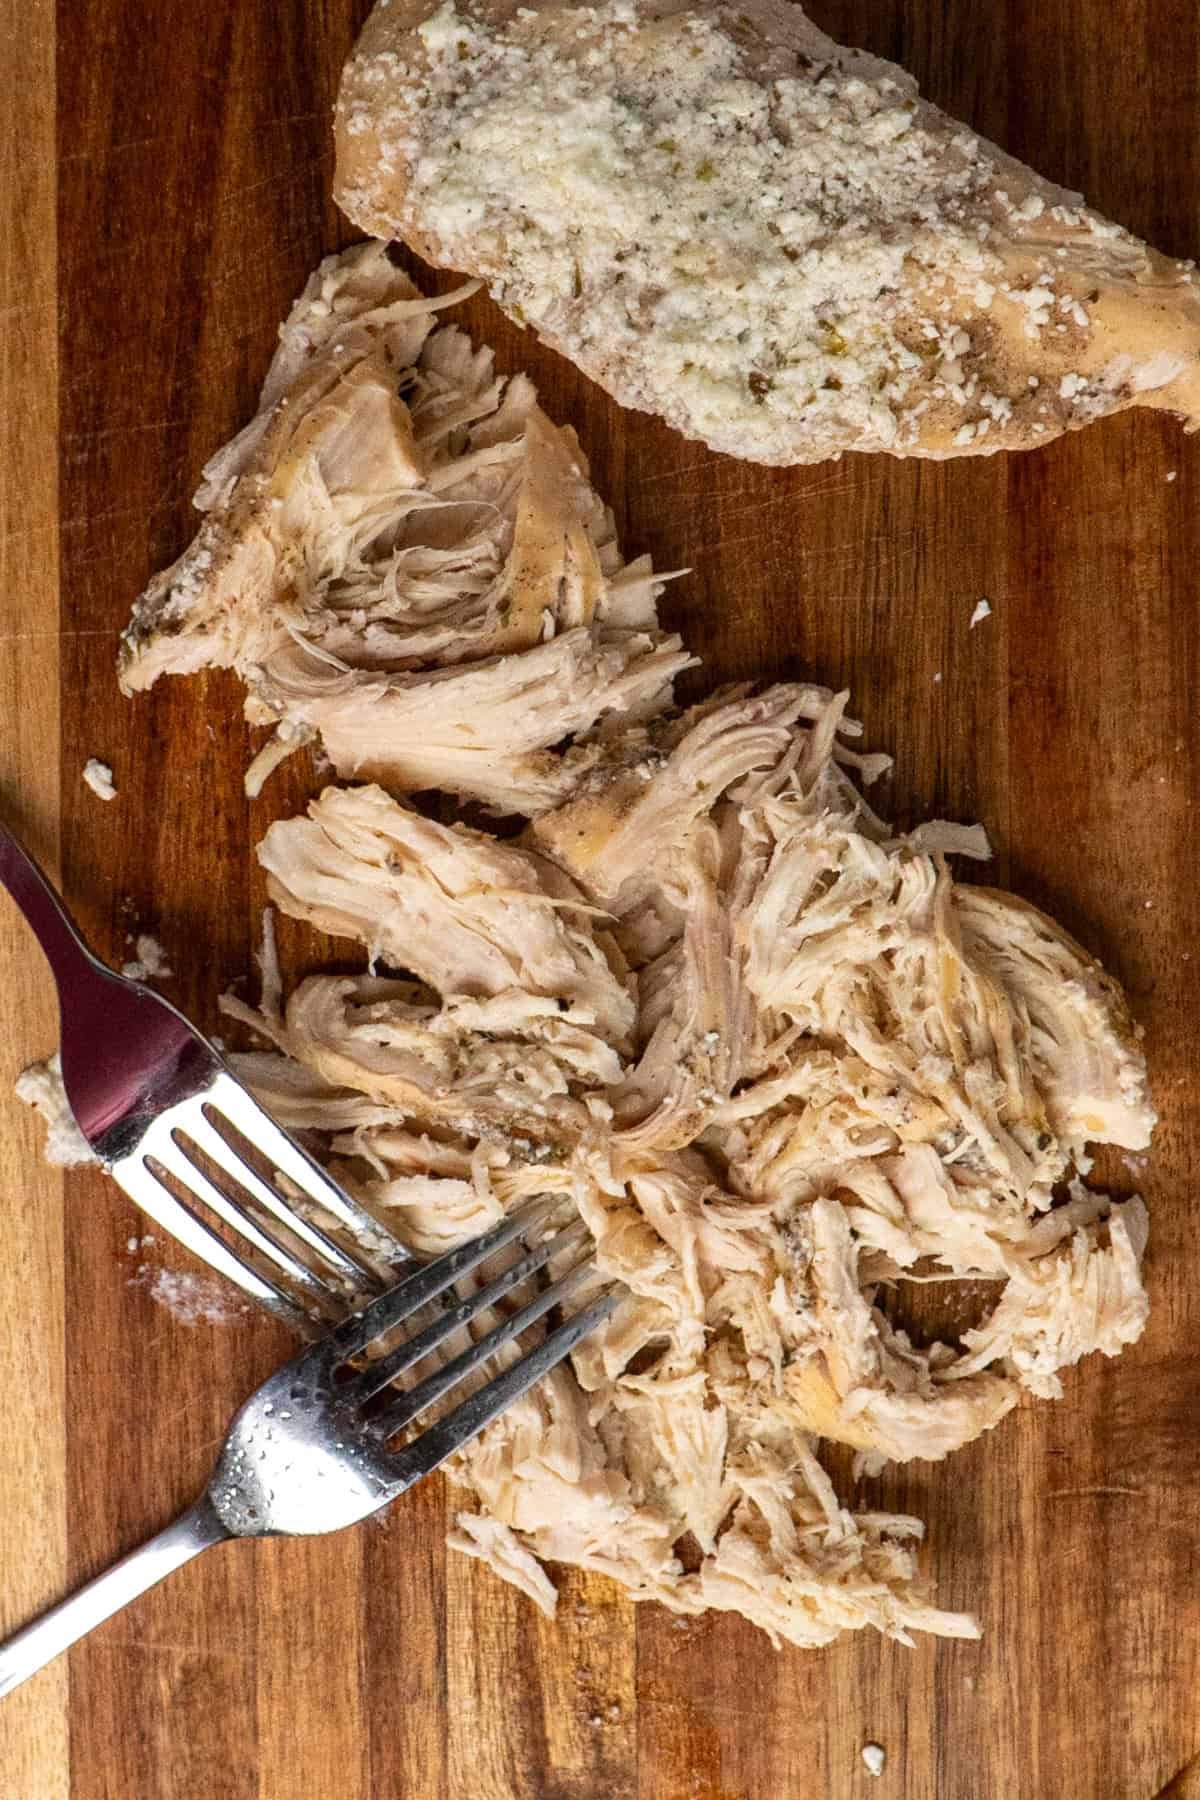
{"left": 335, "top": 0, "right": 1200, "bottom": 465}
{"left": 119, "top": 243, "right": 690, "bottom": 809}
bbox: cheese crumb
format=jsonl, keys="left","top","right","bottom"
{"left": 376, "top": 1, "right": 1037, "bottom": 462}
{"left": 82, "top": 758, "right": 117, "bottom": 802}
{"left": 1166, "top": 469, "right": 1178, "bottom": 482}
{"left": 862, "top": 1743, "right": 887, "bottom": 1777}
{"left": 338, "top": 0, "right": 1185, "bottom": 461}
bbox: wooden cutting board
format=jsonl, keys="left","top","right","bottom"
{"left": 3, "top": 1, "right": 1200, "bottom": 1795}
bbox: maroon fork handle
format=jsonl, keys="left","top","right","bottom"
{"left": 0, "top": 819, "right": 197, "bottom": 1148}
{"left": 0, "top": 822, "right": 95, "bottom": 993}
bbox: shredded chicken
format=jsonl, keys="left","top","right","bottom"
{"left": 118, "top": 242, "right": 691, "bottom": 809}
{"left": 88, "top": 254, "right": 1157, "bottom": 1651}
{"left": 223, "top": 690, "right": 1152, "bottom": 1646}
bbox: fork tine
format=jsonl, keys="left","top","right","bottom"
{"left": 331, "top": 1198, "right": 559, "bottom": 1360}
{"left": 346, "top": 1218, "right": 589, "bottom": 1405}
{"left": 209, "top": 1073, "right": 411, "bottom": 1267}
{"left": 380, "top": 1287, "right": 620, "bottom": 1479}
{"left": 142, "top": 1133, "right": 347, "bottom": 1310}
{"left": 175, "top": 1111, "right": 381, "bottom": 1291}
{"left": 114, "top": 1158, "right": 316, "bottom": 1335}
{"left": 365, "top": 1256, "right": 601, "bottom": 1441}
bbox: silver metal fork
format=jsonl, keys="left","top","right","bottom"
{"left": 0, "top": 819, "right": 414, "bottom": 1332}
{"left": 0, "top": 1200, "right": 616, "bottom": 1697}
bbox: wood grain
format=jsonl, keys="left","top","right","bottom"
{"left": 0, "top": 0, "right": 69, "bottom": 1791}
{"left": 1, "top": 2, "right": 1198, "bottom": 1795}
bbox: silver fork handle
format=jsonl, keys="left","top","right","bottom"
{"left": 0, "top": 1497, "right": 231, "bottom": 1698}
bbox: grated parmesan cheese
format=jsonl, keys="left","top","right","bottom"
{"left": 335, "top": 0, "right": 1200, "bottom": 464}
{"left": 358, "top": 0, "right": 994, "bottom": 459}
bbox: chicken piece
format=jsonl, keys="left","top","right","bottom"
{"left": 188, "top": 694, "right": 1156, "bottom": 1636}
{"left": 257, "top": 782, "right": 636, "bottom": 1047}
{"left": 327, "top": 1125, "right": 577, "bottom": 1256}
{"left": 527, "top": 681, "right": 885, "bottom": 909}
{"left": 210, "top": 878, "right": 995, "bottom": 1637}
{"left": 222, "top": 1051, "right": 412, "bottom": 1136}
{"left": 700, "top": 754, "right": 1154, "bottom": 1464}
{"left": 608, "top": 817, "right": 752, "bottom": 1150}
{"left": 729, "top": 779, "right": 1069, "bottom": 1211}
{"left": 119, "top": 242, "right": 687, "bottom": 808}
{"left": 529, "top": 685, "right": 895, "bottom": 1145}
{"left": 951, "top": 1195, "right": 1150, "bottom": 1400}
{"left": 260, "top": 626, "right": 692, "bottom": 816}
{"left": 38, "top": 230, "right": 1164, "bottom": 1650}
{"left": 335, "top": 0, "right": 1200, "bottom": 465}
{"left": 238, "top": 970, "right": 620, "bottom": 1146}
{"left": 448, "top": 1515, "right": 559, "bottom": 1616}
{"left": 28, "top": 632, "right": 1156, "bottom": 1638}
{"left": 449, "top": 1188, "right": 978, "bottom": 1647}
{"left": 956, "top": 887, "right": 1154, "bottom": 1158}
{"left": 238, "top": 681, "right": 1154, "bottom": 1490}
{"left": 695, "top": 1504, "right": 980, "bottom": 1650}
{"left": 777, "top": 1197, "right": 1018, "bottom": 1463}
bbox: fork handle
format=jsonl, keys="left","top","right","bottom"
{"left": 0, "top": 1496, "right": 231, "bottom": 1698}
{"left": 0, "top": 820, "right": 96, "bottom": 989}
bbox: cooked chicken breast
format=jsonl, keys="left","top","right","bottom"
{"left": 335, "top": 0, "right": 1200, "bottom": 463}
{"left": 119, "top": 242, "right": 690, "bottom": 809}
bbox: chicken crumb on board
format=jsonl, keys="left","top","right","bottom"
{"left": 121, "top": 1235, "right": 250, "bottom": 1324}
{"left": 35, "top": 244, "right": 1157, "bottom": 1653}
{"left": 121, "top": 932, "right": 173, "bottom": 982}
{"left": 82, "top": 757, "right": 117, "bottom": 801}
{"left": 862, "top": 1742, "right": 887, "bottom": 1777}
{"left": 334, "top": 0, "right": 1200, "bottom": 465}
{"left": 14, "top": 1052, "right": 96, "bottom": 1165}
{"left": 133, "top": 1266, "right": 251, "bottom": 1326}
